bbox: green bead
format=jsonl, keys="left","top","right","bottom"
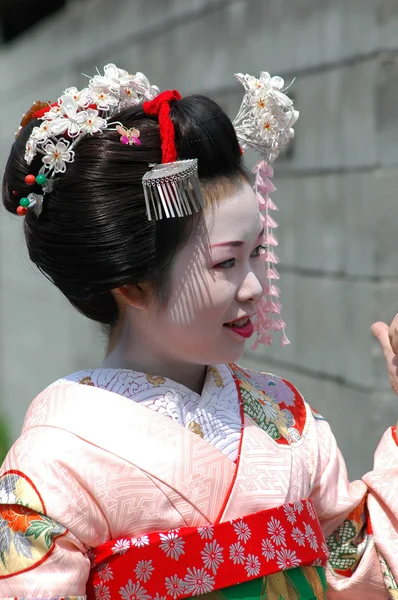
{"left": 35, "top": 173, "right": 47, "bottom": 185}
{"left": 19, "top": 197, "right": 30, "bottom": 208}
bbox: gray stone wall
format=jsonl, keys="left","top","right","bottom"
{"left": 0, "top": 0, "right": 397, "bottom": 478}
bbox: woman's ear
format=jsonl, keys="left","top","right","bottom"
{"left": 112, "top": 282, "right": 152, "bottom": 310}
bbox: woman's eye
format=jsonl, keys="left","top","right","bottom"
{"left": 251, "top": 244, "right": 266, "bottom": 257}
{"left": 214, "top": 258, "right": 236, "bottom": 269}
{"left": 214, "top": 245, "right": 266, "bottom": 269}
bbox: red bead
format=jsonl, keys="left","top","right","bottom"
{"left": 17, "top": 206, "right": 28, "bottom": 216}
{"left": 12, "top": 190, "right": 19, "bottom": 196}
{"left": 25, "top": 174, "right": 36, "bottom": 186}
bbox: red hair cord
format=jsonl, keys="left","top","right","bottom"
{"left": 143, "top": 90, "right": 182, "bottom": 163}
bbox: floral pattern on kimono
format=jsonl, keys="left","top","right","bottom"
{"left": 326, "top": 496, "right": 368, "bottom": 576}
{"left": 0, "top": 471, "right": 67, "bottom": 577}
{"left": 230, "top": 364, "right": 308, "bottom": 444}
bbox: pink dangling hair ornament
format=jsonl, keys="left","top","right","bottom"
{"left": 232, "top": 70, "right": 298, "bottom": 348}
{"left": 251, "top": 160, "right": 290, "bottom": 349}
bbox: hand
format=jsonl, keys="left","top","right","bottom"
{"left": 389, "top": 313, "right": 398, "bottom": 354}
{"left": 371, "top": 315, "right": 398, "bottom": 396}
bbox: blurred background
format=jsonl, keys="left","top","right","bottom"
{"left": 0, "top": 0, "right": 398, "bottom": 478}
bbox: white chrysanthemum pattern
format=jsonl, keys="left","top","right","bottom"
{"left": 184, "top": 567, "right": 215, "bottom": 596}
{"left": 201, "top": 540, "right": 224, "bottom": 574}
{"left": 135, "top": 559, "right": 154, "bottom": 583}
{"left": 291, "top": 527, "right": 305, "bottom": 547}
{"left": 159, "top": 531, "right": 185, "bottom": 560}
{"left": 245, "top": 553, "right": 261, "bottom": 577}
{"left": 261, "top": 538, "right": 276, "bottom": 561}
{"left": 164, "top": 574, "right": 186, "bottom": 598}
{"left": 304, "top": 523, "right": 319, "bottom": 551}
{"left": 132, "top": 535, "right": 150, "bottom": 547}
{"left": 111, "top": 538, "right": 130, "bottom": 555}
{"left": 276, "top": 548, "right": 301, "bottom": 571}
{"left": 198, "top": 525, "right": 214, "bottom": 539}
{"left": 97, "top": 562, "right": 114, "bottom": 582}
{"left": 229, "top": 541, "right": 246, "bottom": 565}
{"left": 267, "top": 517, "right": 286, "bottom": 547}
{"left": 119, "top": 580, "right": 151, "bottom": 600}
{"left": 233, "top": 519, "right": 251, "bottom": 543}
{"left": 94, "top": 582, "right": 111, "bottom": 600}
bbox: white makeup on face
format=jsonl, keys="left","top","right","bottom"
{"left": 138, "top": 179, "right": 266, "bottom": 368}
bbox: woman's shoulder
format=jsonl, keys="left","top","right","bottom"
{"left": 6, "top": 371, "right": 123, "bottom": 478}
{"left": 230, "top": 363, "right": 325, "bottom": 445}
{"left": 21, "top": 369, "right": 111, "bottom": 435}
{"left": 49, "top": 368, "right": 98, "bottom": 387}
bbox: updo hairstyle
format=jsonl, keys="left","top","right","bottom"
{"left": 2, "top": 95, "right": 247, "bottom": 326}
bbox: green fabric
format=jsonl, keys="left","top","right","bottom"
{"left": 0, "top": 413, "right": 10, "bottom": 464}
{"left": 284, "top": 566, "right": 327, "bottom": 598}
{"left": 194, "top": 567, "right": 327, "bottom": 600}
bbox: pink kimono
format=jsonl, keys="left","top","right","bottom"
{"left": 0, "top": 363, "right": 397, "bottom": 599}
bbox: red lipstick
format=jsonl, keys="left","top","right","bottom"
{"left": 223, "top": 317, "right": 254, "bottom": 339}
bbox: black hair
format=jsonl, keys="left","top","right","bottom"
{"left": 2, "top": 94, "right": 246, "bottom": 326}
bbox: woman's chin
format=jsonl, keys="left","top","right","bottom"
{"left": 216, "top": 341, "right": 248, "bottom": 365}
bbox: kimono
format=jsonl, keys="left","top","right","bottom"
{"left": 0, "top": 363, "right": 397, "bottom": 600}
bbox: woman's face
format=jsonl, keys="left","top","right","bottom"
{"left": 142, "top": 180, "right": 266, "bottom": 366}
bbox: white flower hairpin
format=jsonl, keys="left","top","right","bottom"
{"left": 233, "top": 71, "right": 299, "bottom": 348}
{"left": 233, "top": 71, "right": 298, "bottom": 161}
{"left": 15, "top": 64, "right": 160, "bottom": 216}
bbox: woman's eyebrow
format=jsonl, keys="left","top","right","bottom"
{"left": 211, "top": 227, "right": 265, "bottom": 249}
{"left": 211, "top": 240, "right": 244, "bottom": 248}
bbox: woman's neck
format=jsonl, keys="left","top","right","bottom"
{"left": 102, "top": 326, "right": 207, "bottom": 395}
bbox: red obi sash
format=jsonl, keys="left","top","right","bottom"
{"left": 87, "top": 499, "right": 329, "bottom": 599}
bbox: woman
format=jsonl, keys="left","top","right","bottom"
{"left": 0, "top": 64, "right": 397, "bottom": 600}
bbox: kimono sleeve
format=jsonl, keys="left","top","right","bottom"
{"left": 0, "top": 425, "right": 111, "bottom": 599}
{"left": 309, "top": 417, "right": 398, "bottom": 599}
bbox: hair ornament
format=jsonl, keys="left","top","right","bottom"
{"left": 18, "top": 66, "right": 203, "bottom": 222}
{"left": 15, "top": 170, "right": 52, "bottom": 217}
{"left": 142, "top": 90, "right": 204, "bottom": 221}
{"left": 16, "top": 100, "right": 51, "bottom": 138}
{"left": 17, "top": 192, "right": 44, "bottom": 217}
{"left": 142, "top": 159, "right": 203, "bottom": 220}
{"left": 18, "top": 64, "right": 160, "bottom": 216}
{"left": 233, "top": 71, "right": 299, "bottom": 348}
{"left": 116, "top": 125, "right": 141, "bottom": 146}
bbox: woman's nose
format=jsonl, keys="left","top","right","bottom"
{"left": 236, "top": 270, "right": 264, "bottom": 304}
